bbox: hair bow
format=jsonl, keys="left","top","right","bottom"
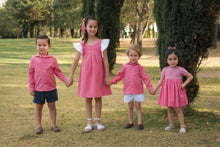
{"left": 168, "top": 46, "right": 176, "bottom": 49}
{"left": 81, "top": 18, "right": 86, "bottom": 33}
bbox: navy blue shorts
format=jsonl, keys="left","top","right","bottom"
{"left": 33, "top": 89, "right": 58, "bottom": 104}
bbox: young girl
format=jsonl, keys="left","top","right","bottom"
{"left": 107, "top": 44, "right": 154, "bottom": 130}
{"left": 153, "top": 47, "right": 193, "bottom": 133}
{"left": 66, "top": 16, "right": 111, "bottom": 131}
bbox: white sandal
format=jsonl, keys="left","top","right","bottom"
{"left": 179, "top": 125, "right": 186, "bottom": 133}
{"left": 95, "top": 118, "right": 105, "bottom": 131}
{"left": 85, "top": 118, "right": 93, "bottom": 132}
{"left": 165, "top": 124, "right": 175, "bottom": 131}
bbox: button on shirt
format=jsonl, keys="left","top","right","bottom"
{"left": 28, "top": 53, "right": 67, "bottom": 92}
{"left": 112, "top": 62, "right": 153, "bottom": 95}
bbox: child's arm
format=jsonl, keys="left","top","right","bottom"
{"left": 111, "top": 65, "right": 125, "bottom": 86}
{"left": 54, "top": 58, "right": 68, "bottom": 83}
{"left": 181, "top": 73, "right": 193, "bottom": 88}
{"left": 103, "top": 49, "right": 111, "bottom": 84}
{"left": 66, "top": 51, "right": 81, "bottom": 86}
{"left": 139, "top": 66, "right": 154, "bottom": 94}
{"left": 28, "top": 58, "right": 35, "bottom": 96}
{"left": 153, "top": 76, "right": 164, "bottom": 93}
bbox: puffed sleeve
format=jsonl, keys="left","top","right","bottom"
{"left": 73, "top": 42, "right": 83, "bottom": 57}
{"left": 101, "top": 39, "right": 110, "bottom": 58}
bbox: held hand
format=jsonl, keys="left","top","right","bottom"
{"left": 65, "top": 77, "right": 73, "bottom": 87}
{"left": 149, "top": 89, "right": 156, "bottom": 95}
{"left": 105, "top": 77, "right": 112, "bottom": 87}
{"left": 29, "top": 91, "right": 35, "bottom": 96}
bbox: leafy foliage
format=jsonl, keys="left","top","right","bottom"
{"left": 0, "top": 0, "right": 82, "bottom": 38}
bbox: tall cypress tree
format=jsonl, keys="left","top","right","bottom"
{"left": 82, "top": 0, "right": 95, "bottom": 17}
{"left": 154, "top": 0, "right": 219, "bottom": 114}
{"left": 96, "top": 0, "right": 124, "bottom": 72}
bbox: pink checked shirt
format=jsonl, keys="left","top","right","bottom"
{"left": 28, "top": 53, "right": 67, "bottom": 92}
{"left": 112, "top": 62, "right": 153, "bottom": 95}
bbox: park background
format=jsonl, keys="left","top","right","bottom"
{"left": 0, "top": 0, "right": 220, "bottom": 146}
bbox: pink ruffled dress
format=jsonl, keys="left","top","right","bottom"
{"left": 158, "top": 66, "right": 189, "bottom": 107}
{"left": 73, "top": 39, "right": 112, "bottom": 98}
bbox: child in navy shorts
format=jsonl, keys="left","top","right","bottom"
{"left": 28, "top": 35, "right": 71, "bottom": 134}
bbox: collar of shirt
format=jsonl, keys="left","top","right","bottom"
{"left": 128, "top": 61, "right": 139, "bottom": 66}
{"left": 35, "top": 53, "right": 52, "bottom": 58}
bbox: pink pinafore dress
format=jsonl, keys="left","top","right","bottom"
{"left": 158, "top": 66, "right": 189, "bottom": 107}
{"left": 73, "top": 39, "right": 112, "bottom": 98}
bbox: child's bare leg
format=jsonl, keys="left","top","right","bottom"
{"left": 85, "top": 98, "right": 93, "bottom": 124}
{"left": 47, "top": 102, "right": 56, "bottom": 127}
{"left": 175, "top": 107, "right": 185, "bottom": 126}
{"left": 95, "top": 97, "right": 102, "bottom": 124}
{"left": 128, "top": 101, "right": 134, "bottom": 124}
{"left": 168, "top": 107, "right": 174, "bottom": 125}
{"left": 35, "top": 104, "right": 44, "bottom": 127}
{"left": 135, "top": 102, "right": 142, "bottom": 125}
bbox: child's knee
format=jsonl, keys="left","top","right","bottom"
{"left": 175, "top": 108, "right": 182, "bottom": 114}
{"left": 168, "top": 107, "right": 174, "bottom": 112}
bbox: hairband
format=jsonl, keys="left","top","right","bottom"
{"left": 168, "top": 46, "right": 176, "bottom": 49}
{"left": 81, "top": 18, "right": 86, "bottom": 33}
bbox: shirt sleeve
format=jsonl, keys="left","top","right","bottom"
{"left": 53, "top": 58, "right": 67, "bottom": 82}
{"left": 179, "top": 67, "right": 189, "bottom": 76}
{"left": 139, "top": 65, "right": 153, "bottom": 91}
{"left": 28, "top": 57, "right": 35, "bottom": 91}
{"left": 73, "top": 42, "right": 83, "bottom": 57}
{"left": 101, "top": 39, "right": 110, "bottom": 58}
{"left": 112, "top": 65, "right": 125, "bottom": 84}
{"left": 161, "top": 67, "right": 166, "bottom": 78}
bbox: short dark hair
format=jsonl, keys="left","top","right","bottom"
{"left": 36, "top": 35, "right": 50, "bottom": 45}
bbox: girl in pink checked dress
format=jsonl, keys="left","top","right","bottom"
{"left": 107, "top": 44, "right": 154, "bottom": 130}
{"left": 66, "top": 16, "right": 111, "bottom": 132}
{"left": 153, "top": 47, "right": 193, "bottom": 133}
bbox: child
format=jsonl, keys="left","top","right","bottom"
{"left": 28, "top": 35, "right": 68, "bottom": 134}
{"left": 153, "top": 47, "right": 193, "bottom": 133}
{"left": 66, "top": 16, "right": 111, "bottom": 131}
{"left": 106, "top": 44, "right": 154, "bottom": 130}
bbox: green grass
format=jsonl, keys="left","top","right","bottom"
{"left": 0, "top": 38, "right": 220, "bottom": 146}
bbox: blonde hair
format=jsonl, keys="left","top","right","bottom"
{"left": 126, "top": 44, "right": 143, "bottom": 57}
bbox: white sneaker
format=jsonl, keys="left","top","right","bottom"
{"left": 179, "top": 125, "right": 186, "bottom": 133}
{"left": 95, "top": 123, "right": 105, "bottom": 131}
{"left": 85, "top": 124, "right": 93, "bottom": 132}
{"left": 165, "top": 124, "right": 174, "bottom": 131}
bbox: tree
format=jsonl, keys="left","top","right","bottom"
{"left": 120, "top": 0, "right": 154, "bottom": 46}
{"left": 131, "top": 0, "right": 154, "bottom": 47}
{"left": 96, "top": 0, "right": 124, "bottom": 73}
{"left": 82, "top": 0, "right": 95, "bottom": 17}
{"left": 53, "top": 0, "right": 82, "bottom": 38}
{"left": 154, "top": 0, "right": 219, "bottom": 114}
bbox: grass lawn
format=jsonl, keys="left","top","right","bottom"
{"left": 0, "top": 38, "right": 219, "bottom": 146}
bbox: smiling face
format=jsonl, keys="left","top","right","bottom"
{"left": 85, "top": 20, "right": 98, "bottom": 37}
{"left": 167, "top": 53, "right": 179, "bottom": 67}
{"left": 128, "top": 49, "right": 140, "bottom": 65}
{"left": 36, "top": 39, "right": 51, "bottom": 57}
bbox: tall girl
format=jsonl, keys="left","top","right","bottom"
{"left": 153, "top": 47, "right": 193, "bottom": 133}
{"left": 66, "top": 16, "right": 111, "bottom": 131}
